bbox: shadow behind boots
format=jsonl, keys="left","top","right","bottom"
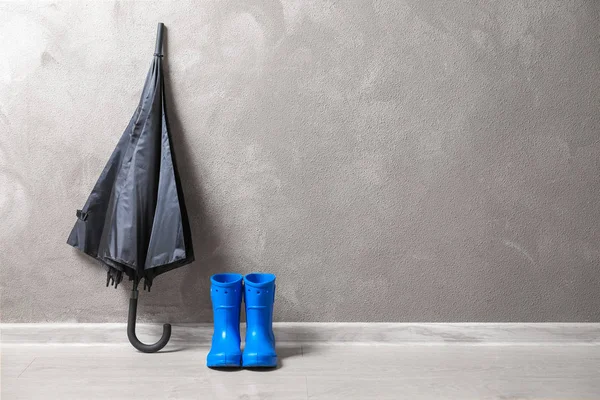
{"left": 242, "top": 273, "right": 277, "bottom": 368}
{"left": 207, "top": 273, "right": 243, "bottom": 368}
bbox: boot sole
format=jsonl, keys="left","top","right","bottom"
{"left": 207, "top": 353, "right": 242, "bottom": 368}
{"left": 242, "top": 354, "right": 277, "bottom": 368}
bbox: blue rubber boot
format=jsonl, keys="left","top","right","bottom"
{"left": 207, "top": 273, "right": 243, "bottom": 368}
{"left": 242, "top": 273, "right": 277, "bottom": 368}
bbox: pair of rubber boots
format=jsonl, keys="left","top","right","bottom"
{"left": 207, "top": 273, "right": 277, "bottom": 368}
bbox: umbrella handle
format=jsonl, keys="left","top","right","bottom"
{"left": 127, "top": 288, "right": 171, "bottom": 353}
{"left": 155, "top": 22, "right": 164, "bottom": 56}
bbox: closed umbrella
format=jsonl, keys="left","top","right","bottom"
{"left": 67, "top": 23, "right": 194, "bottom": 353}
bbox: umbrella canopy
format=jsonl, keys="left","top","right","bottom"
{"left": 68, "top": 23, "right": 194, "bottom": 290}
{"left": 67, "top": 23, "right": 194, "bottom": 352}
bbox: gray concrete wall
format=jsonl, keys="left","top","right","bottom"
{"left": 1, "top": 1, "right": 599, "bottom": 323}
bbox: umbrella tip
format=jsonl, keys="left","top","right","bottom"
{"left": 155, "top": 23, "right": 165, "bottom": 56}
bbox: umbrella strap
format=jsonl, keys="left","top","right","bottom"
{"left": 106, "top": 269, "right": 123, "bottom": 289}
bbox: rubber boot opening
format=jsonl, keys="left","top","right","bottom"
{"left": 245, "top": 273, "right": 275, "bottom": 285}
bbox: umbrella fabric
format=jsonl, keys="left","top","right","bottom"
{"left": 67, "top": 32, "right": 194, "bottom": 291}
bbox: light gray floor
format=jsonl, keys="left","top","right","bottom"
{"left": 2, "top": 343, "right": 599, "bottom": 399}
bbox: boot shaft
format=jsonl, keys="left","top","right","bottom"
{"left": 210, "top": 273, "right": 243, "bottom": 327}
{"left": 243, "top": 273, "right": 275, "bottom": 336}
{"left": 243, "top": 273, "right": 275, "bottom": 309}
{"left": 211, "top": 273, "right": 243, "bottom": 309}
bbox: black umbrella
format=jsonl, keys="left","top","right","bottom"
{"left": 67, "top": 23, "right": 194, "bottom": 353}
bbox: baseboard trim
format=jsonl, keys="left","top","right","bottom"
{"left": 1, "top": 323, "right": 598, "bottom": 346}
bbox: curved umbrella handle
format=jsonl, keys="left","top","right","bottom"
{"left": 127, "top": 288, "right": 171, "bottom": 353}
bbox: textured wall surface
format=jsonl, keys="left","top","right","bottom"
{"left": 1, "top": 1, "right": 599, "bottom": 323}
